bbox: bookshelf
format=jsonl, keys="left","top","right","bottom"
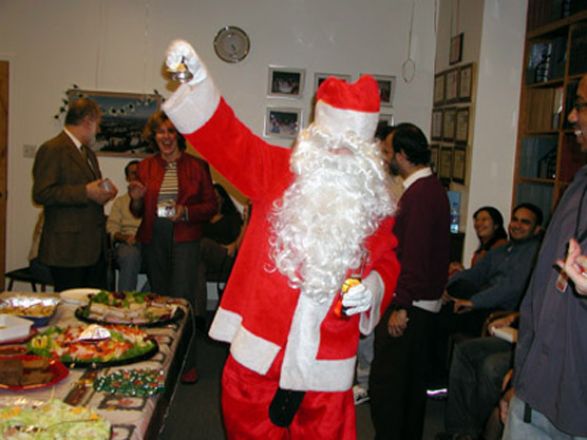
{"left": 514, "top": 0, "right": 587, "bottom": 221}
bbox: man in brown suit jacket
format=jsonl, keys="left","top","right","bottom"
{"left": 33, "top": 98, "right": 117, "bottom": 291}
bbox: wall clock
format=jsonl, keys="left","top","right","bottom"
{"left": 214, "top": 26, "right": 250, "bottom": 63}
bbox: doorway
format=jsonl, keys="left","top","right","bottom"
{"left": 0, "top": 61, "right": 9, "bottom": 288}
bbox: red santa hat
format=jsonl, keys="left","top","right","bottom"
{"left": 313, "top": 75, "right": 380, "bottom": 141}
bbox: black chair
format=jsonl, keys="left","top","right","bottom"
{"left": 5, "top": 266, "right": 52, "bottom": 292}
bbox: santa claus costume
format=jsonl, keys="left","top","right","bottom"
{"left": 163, "top": 40, "right": 400, "bottom": 439}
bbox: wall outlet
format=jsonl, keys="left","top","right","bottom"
{"left": 23, "top": 144, "right": 36, "bottom": 158}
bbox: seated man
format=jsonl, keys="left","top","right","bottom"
{"left": 444, "top": 203, "right": 543, "bottom": 330}
{"left": 438, "top": 312, "right": 519, "bottom": 440}
{"left": 431, "top": 203, "right": 542, "bottom": 387}
{"left": 106, "top": 160, "right": 143, "bottom": 291}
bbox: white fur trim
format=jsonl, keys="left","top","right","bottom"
{"left": 230, "top": 326, "right": 281, "bottom": 375}
{"left": 208, "top": 306, "right": 242, "bottom": 342}
{"left": 314, "top": 101, "right": 378, "bottom": 141}
{"left": 162, "top": 77, "right": 221, "bottom": 135}
{"left": 208, "top": 306, "right": 281, "bottom": 375}
{"left": 280, "top": 294, "right": 356, "bottom": 391}
{"left": 359, "top": 271, "right": 384, "bottom": 335}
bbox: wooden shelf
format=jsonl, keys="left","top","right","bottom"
{"left": 514, "top": 1, "right": 587, "bottom": 222}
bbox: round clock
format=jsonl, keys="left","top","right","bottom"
{"left": 214, "top": 26, "right": 250, "bottom": 63}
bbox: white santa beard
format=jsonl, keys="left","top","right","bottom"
{"left": 269, "top": 127, "right": 395, "bottom": 304}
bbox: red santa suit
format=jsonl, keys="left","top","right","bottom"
{"left": 164, "top": 70, "right": 400, "bottom": 439}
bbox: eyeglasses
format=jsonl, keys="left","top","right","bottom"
{"left": 573, "top": 100, "right": 587, "bottom": 112}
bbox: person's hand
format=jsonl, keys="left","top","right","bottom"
{"left": 499, "top": 387, "right": 515, "bottom": 424}
{"left": 342, "top": 282, "right": 373, "bottom": 316}
{"left": 170, "top": 204, "right": 187, "bottom": 223}
{"left": 126, "top": 235, "right": 137, "bottom": 246}
{"left": 224, "top": 242, "right": 238, "bottom": 257}
{"left": 165, "top": 39, "right": 207, "bottom": 85}
{"left": 453, "top": 299, "right": 473, "bottom": 314}
{"left": 441, "top": 290, "right": 455, "bottom": 305}
{"left": 556, "top": 238, "right": 587, "bottom": 296}
{"left": 448, "top": 261, "right": 464, "bottom": 276}
{"left": 387, "top": 309, "right": 408, "bottom": 337}
{"left": 128, "top": 180, "right": 146, "bottom": 200}
{"left": 489, "top": 312, "right": 519, "bottom": 334}
{"left": 86, "top": 179, "right": 117, "bottom": 205}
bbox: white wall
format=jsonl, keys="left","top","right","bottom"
{"left": 435, "top": 0, "right": 527, "bottom": 264}
{"left": 0, "top": 0, "right": 437, "bottom": 273}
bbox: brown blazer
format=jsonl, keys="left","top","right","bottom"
{"left": 32, "top": 131, "right": 106, "bottom": 267}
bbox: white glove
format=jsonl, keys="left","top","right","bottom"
{"left": 165, "top": 39, "right": 207, "bottom": 85}
{"left": 342, "top": 282, "right": 373, "bottom": 316}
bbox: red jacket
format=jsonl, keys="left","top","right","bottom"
{"left": 175, "top": 99, "right": 400, "bottom": 391}
{"left": 134, "top": 152, "right": 217, "bottom": 243}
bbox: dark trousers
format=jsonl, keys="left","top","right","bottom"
{"left": 50, "top": 252, "right": 108, "bottom": 292}
{"left": 142, "top": 218, "right": 201, "bottom": 307}
{"left": 369, "top": 306, "right": 435, "bottom": 440}
{"left": 445, "top": 336, "right": 513, "bottom": 436}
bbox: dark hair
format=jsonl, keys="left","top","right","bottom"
{"left": 124, "top": 160, "right": 140, "bottom": 177}
{"left": 513, "top": 202, "right": 543, "bottom": 227}
{"left": 473, "top": 206, "right": 508, "bottom": 251}
{"left": 142, "top": 111, "right": 186, "bottom": 152}
{"left": 65, "top": 98, "right": 101, "bottom": 126}
{"left": 375, "top": 121, "right": 394, "bottom": 141}
{"left": 214, "top": 183, "right": 241, "bottom": 219}
{"left": 391, "top": 122, "right": 431, "bottom": 165}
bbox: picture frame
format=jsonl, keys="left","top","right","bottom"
{"left": 314, "top": 72, "right": 352, "bottom": 93}
{"left": 66, "top": 89, "right": 161, "bottom": 157}
{"left": 431, "top": 109, "right": 443, "bottom": 140}
{"left": 445, "top": 68, "right": 459, "bottom": 103}
{"left": 434, "top": 73, "right": 446, "bottom": 106}
{"left": 455, "top": 108, "right": 470, "bottom": 144}
{"left": 379, "top": 113, "right": 394, "bottom": 126}
{"left": 449, "top": 33, "right": 464, "bottom": 65}
{"left": 268, "top": 67, "right": 305, "bottom": 98}
{"left": 443, "top": 108, "right": 457, "bottom": 141}
{"left": 430, "top": 144, "right": 440, "bottom": 172}
{"left": 458, "top": 63, "right": 474, "bottom": 102}
{"left": 264, "top": 107, "right": 302, "bottom": 139}
{"left": 368, "top": 74, "right": 396, "bottom": 107}
{"left": 452, "top": 146, "right": 467, "bottom": 184}
{"left": 439, "top": 146, "right": 454, "bottom": 180}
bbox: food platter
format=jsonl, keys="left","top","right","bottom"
{"left": 0, "top": 398, "right": 110, "bottom": 439}
{"left": 0, "top": 293, "right": 60, "bottom": 327}
{"left": 74, "top": 290, "right": 183, "bottom": 327}
{"left": 27, "top": 325, "right": 158, "bottom": 369}
{"left": 0, "top": 354, "right": 69, "bottom": 391}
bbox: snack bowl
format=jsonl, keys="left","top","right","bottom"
{"left": 0, "top": 293, "right": 60, "bottom": 327}
{"left": 0, "top": 314, "right": 32, "bottom": 342}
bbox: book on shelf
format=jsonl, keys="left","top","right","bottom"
{"left": 570, "top": 24, "right": 587, "bottom": 75}
{"left": 527, "top": 87, "right": 561, "bottom": 131}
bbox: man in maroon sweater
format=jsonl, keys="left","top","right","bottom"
{"left": 369, "top": 123, "right": 451, "bottom": 440}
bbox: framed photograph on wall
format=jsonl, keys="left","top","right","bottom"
{"left": 449, "top": 33, "right": 464, "bottom": 65}
{"left": 314, "top": 73, "right": 352, "bottom": 93}
{"left": 434, "top": 73, "right": 446, "bottom": 106}
{"left": 432, "top": 109, "right": 443, "bottom": 140}
{"left": 379, "top": 113, "right": 394, "bottom": 126}
{"left": 452, "top": 146, "right": 467, "bottom": 183}
{"left": 370, "top": 74, "right": 396, "bottom": 107}
{"left": 455, "top": 108, "right": 470, "bottom": 144}
{"left": 268, "top": 67, "right": 305, "bottom": 98}
{"left": 264, "top": 107, "right": 302, "bottom": 139}
{"left": 66, "top": 89, "right": 161, "bottom": 156}
{"left": 458, "top": 63, "right": 474, "bottom": 102}
{"left": 439, "top": 146, "right": 453, "bottom": 180}
{"left": 443, "top": 108, "right": 457, "bottom": 141}
{"left": 430, "top": 144, "right": 440, "bottom": 172}
{"left": 445, "top": 68, "right": 459, "bottom": 102}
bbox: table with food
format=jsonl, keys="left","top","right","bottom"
{"left": 0, "top": 289, "right": 192, "bottom": 440}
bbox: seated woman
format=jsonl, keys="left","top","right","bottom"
{"left": 195, "top": 183, "right": 247, "bottom": 327}
{"left": 449, "top": 206, "right": 508, "bottom": 274}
